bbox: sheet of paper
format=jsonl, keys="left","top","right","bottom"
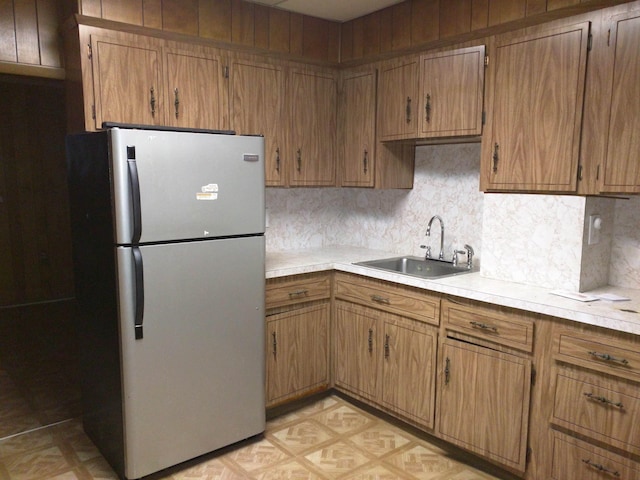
{"left": 550, "top": 290, "right": 600, "bottom": 302}
{"left": 593, "top": 293, "right": 631, "bottom": 302}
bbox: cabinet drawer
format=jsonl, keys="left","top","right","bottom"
{"left": 266, "top": 273, "right": 331, "bottom": 309}
{"left": 335, "top": 273, "right": 440, "bottom": 326}
{"left": 555, "top": 330, "right": 640, "bottom": 382}
{"left": 551, "top": 431, "right": 640, "bottom": 480}
{"left": 552, "top": 368, "right": 640, "bottom": 456}
{"left": 441, "top": 299, "right": 534, "bottom": 352}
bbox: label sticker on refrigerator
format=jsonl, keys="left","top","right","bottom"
{"left": 197, "top": 184, "right": 218, "bottom": 200}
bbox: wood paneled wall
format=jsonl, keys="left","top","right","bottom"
{"left": 0, "top": 76, "right": 74, "bottom": 306}
{"left": 0, "top": 0, "right": 65, "bottom": 70}
{"left": 73, "top": 0, "right": 341, "bottom": 62}
{"left": 340, "top": 0, "right": 630, "bottom": 62}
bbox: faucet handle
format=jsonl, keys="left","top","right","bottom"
{"left": 463, "top": 244, "right": 474, "bottom": 270}
{"left": 452, "top": 249, "right": 466, "bottom": 267}
{"left": 420, "top": 244, "right": 431, "bottom": 259}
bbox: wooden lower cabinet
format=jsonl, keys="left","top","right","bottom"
{"left": 265, "top": 272, "right": 331, "bottom": 408}
{"left": 380, "top": 315, "right": 437, "bottom": 428}
{"left": 334, "top": 300, "right": 437, "bottom": 429}
{"left": 549, "top": 323, "right": 640, "bottom": 478}
{"left": 551, "top": 431, "right": 640, "bottom": 480}
{"left": 266, "top": 302, "right": 329, "bottom": 407}
{"left": 437, "top": 338, "right": 531, "bottom": 473}
{"left": 334, "top": 301, "right": 380, "bottom": 401}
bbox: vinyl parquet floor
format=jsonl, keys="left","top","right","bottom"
{"left": 0, "top": 394, "right": 504, "bottom": 480}
{"left": 0, "top": 302, "right": 505, "bottom": 480}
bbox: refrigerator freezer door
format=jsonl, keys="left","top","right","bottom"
{"left": 115, "top": 236, "right": 265, "bottom": 479}
{"left": 109, "top": 128, "right": 265, "bottom": 244}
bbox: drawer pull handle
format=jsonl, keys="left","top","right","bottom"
{"left": 384, "top": 334, "right": 390, "bottom": 358}
{"left": 581, "top": 459, "right": 620, "bottom": 477}
{"left": 588, "top": 351, "right": 629, "bottom": 366}
{"left": 469, "top": 321, "right": 498, "bottom": 332}
{"left": 368, "top": 328, "right": 373, "bottom": 353}
{"left": 288, "top": 289, "right": 309, "bottom": 298}
{"left": 371, "top": 294, "right": 390, "bottom": 305}
{"left": 583, "top": 392, "right": 624, "bottom": 409}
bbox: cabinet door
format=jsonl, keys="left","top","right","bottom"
{"left": 334, "top": 301, "right": 379, "bottom": 400}
{"left": 377, "top": 59, "right": 419, "bottom": 141}
{"left": 418, "top": 46, "right": 485, "bottom": 138}
{"left": 165, "top": 48, "right": 228, "bottom": 130}
{"left": 91, "top": 35, "right": 164, "bottom": 128}
{"left": 481, "top": 22, "right": 590, "bottom": 192}
{"left": 438, "top": 339, "right": 531, "bottom": 472}
{"left": 338, "top": 70, "right": 376, "bottom": 187}
{"left": 230, "top": 58, "right": 285, "bottom": 187}
{"left": 266, "top": 303, "right": 329, "bottom": 406}
{"left": 381, "top": 317, "right": 437, "bottom": 428}
{"left": 599, "top": 11, "right": 640, "bottom": 193}
{"left": 288, "top": 69, "right": 337, "bottom": 186}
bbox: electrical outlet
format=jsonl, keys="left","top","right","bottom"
{"left": 588, "top": 214, "right": 602, "bottom": 245}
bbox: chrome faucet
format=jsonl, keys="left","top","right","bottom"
{"left": 425, "top": 215, "right": 445, "bottom": 260}
{"left": 452, "top": 244, "right": 474, "bottom": 269}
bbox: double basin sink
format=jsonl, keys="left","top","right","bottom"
{"left": 354, "top": 256, "right": 473, "bottom": 280}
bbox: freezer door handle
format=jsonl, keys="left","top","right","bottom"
{"left": 127, "top": 146, "right": 142, "bottom": 244}
{"left": 132, "top": 246, "right": 145, "bottom": 339}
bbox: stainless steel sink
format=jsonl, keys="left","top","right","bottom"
{"left": 354, "top": 256, "right": 472, "bottom": 279}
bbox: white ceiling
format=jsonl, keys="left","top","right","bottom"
{"left": 247, "top": 0, "right": 405, "bottom": 22}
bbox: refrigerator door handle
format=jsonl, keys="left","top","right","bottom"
{"left": 132, "top": 246, "right": 145, "bottom": 339}
{"left": 127, "top": 146, "right": 142, "bottom": 244}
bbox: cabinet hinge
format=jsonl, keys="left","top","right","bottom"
{"left": 531, "top": 367, "right": 536, "bottom": 386}
{"left": 91, "top": 104, "right": 96, "bottom": 120}
{"left": 482, "top": 111, "right": 486, "bottom": 125}
{"left": 223, "top": 65, "right": 229, "bottom": 79}
{"left": 484, "top": 55, "right": 489, "bottom": 67}
{"left": 587, "top": 33, "right": 593, "bottom": 51}
{"left": 87, "top": 43, "right": 92, "bottom": 59}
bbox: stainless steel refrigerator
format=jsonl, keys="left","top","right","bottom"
{"left": 66, "top": 126, "right": 266, "bottom": 480}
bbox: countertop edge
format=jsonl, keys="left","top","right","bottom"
{"left": 266, "top": 247, "right": 640, "bottom": 336}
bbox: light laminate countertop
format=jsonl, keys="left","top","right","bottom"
{"left": 266, "top": 246, "right": 640, "bottom": 336}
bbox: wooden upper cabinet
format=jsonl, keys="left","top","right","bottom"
{"left": 288, "top": 68, "right": 337, "bottom": 186}
{"left": 339, "top": 68, "right": 415, "bottom": 189}
{"left": 377, "top": 58, "right": 419, "bottom": 141}
{"left": 90, "top": 34, "right": 164, "bottom": 128}
{"left": 338, "top": 69, "right": 376, "bottom": 187}
{"left": 481, "top": 22, "right": 590, "bottom": 192}
{"left": 230, "top": 57, "right": 286, "bottom": 186}
{"left": 418, "top": 46, "right": 486, "bottom": 138}
{"left": 165, "top": 48, "right": 229, "bottom": 130}
{"left": 598, "top": 10, "right": 640, "bottom": 193}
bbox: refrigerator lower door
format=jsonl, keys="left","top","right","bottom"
{"left": 115, "top": 236, "right": 265, "bottom": 479}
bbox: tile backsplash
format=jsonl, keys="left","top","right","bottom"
{"left": 266, "top": 143, "right": 484, "bottom": 259}
{"left": 265, "top": 144, "right": 640, "bottom": 291}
